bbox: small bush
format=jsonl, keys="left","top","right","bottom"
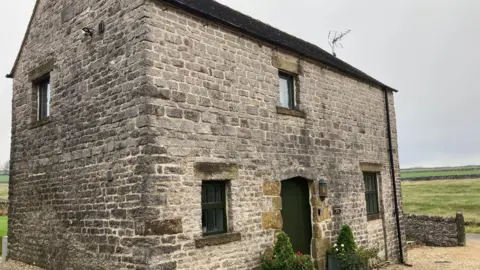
{"left": 336, "top": 225, "right": 357, "bottom": 252}
{"left": 261, "top": 232, "right": 314, "bottom": 270}
{"left": 326, "top": 225, "right": 379, "bottom": 270}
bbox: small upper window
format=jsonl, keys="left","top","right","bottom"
{"left": 35, "top": 75, "right": 51, "bottom": 121}
{"left": 201, "top": 181, "right": 227, "bottom": 235}
{"left": 364, "top": 172, "right": 380, "bottom": 220}
{"left": 279, "top": 72, "right": 295, "bottom": 109}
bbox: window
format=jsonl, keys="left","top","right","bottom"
{"left": 35, "top": 75, "right": 51, "bottom": 121}
{"left": 364, "top": 172, "right": 380, "bottom": 220}
{"left": 279, "top": 72, "right": 295, "bottom": 109}
{"left": 201, "top": 181, "right": 227, "bottom": 235}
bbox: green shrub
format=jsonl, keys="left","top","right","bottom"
{"left": 326, "top": 225, "right": 379, "bottom": 270}
{"left": 336, "top": 225, "right": 357, "bottom": 252}
{"left": 261, "top": 232, "right": 314, "bottom": 270}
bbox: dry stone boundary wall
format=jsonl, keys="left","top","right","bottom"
{"left": 404, "top": 213, "right": 465, "bottom": 247}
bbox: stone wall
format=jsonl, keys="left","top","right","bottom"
{"left": 9, "top": 0, "right": 153, "bottom": 269}
{"left": 404, "top": 213, "right": 465, "bottom": 247}
{"left": 140, "top": 1, "right": 405, "bottom": 269}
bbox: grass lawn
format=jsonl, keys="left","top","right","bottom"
{"left": 402, "top": 179, "right": 480, "bottom": 233}
{"left": 0, "top": 216, "right": 7, "bottom": 237}
{"left": 0, "top": 185, "right": 7, "bottom": 200}
{"left": 0, "top": 175, "right": 8, "bottom": 184}
{"left": 0, "top": 216, "right": 7, "bottom": 254}
{"left": 401, "top": 169, "right": 480, "bottom": 179}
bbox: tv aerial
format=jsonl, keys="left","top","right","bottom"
{"left": 328, "top": 30, "right": 351, "bottom": 57}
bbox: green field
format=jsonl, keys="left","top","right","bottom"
{"left": 0, "top": 185, "right": 7, "bottom": 200}
{"left": 0, "top": 175, "right": 8, "bottom": 184}
{"left": 401, "top": 169, "right": 480, "bottom": 179}
{"left": 0, "top": 216, "right": 7, "bottom": 254}
{"left": 0, "top": 216, "right": 7, "bottom": 237}
{"left": 402, "top": 179, "right": 480, "bottom": 233}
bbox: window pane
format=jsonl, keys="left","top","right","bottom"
{"left": 364, "top": 173, "right": 379, "bottom": 216}
{"left": 202, "top": 210, "right": 207, "bottom": 233}
{"left": 201, "top": 181, "right": 227, "bottom": 234}
{"left": 279, "top": 76, "right": 290, "bottom": 108}
{"left": 46, "top": 81, "right": 51, "bottom": 117}
{"left": 207, "top": 209, "right": 215, "bottom": 232}
{"left": 37, "top": 79, "right": 50, "bottom": 120}
{"left": 366, "top": 194, "right": 371, "bottom": 214}
{"left": 215, "top": 185, "right": 222, "bottom": 202}
{"left": 215, "top": 208, "right": 224, "bottom": 232}
{"left": 207, "top": 185, "right": 215, "bottom": 203}
{"left": 39, "top": 85, "right": 47, "bottom": 120}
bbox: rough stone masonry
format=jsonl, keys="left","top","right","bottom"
{"left": 7, "top": 0, "right": 405, "bottom": 269}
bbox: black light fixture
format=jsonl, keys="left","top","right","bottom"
{"left": 82, "top": 27, "right": 95, "bottom": 37}
{"left": 98, "top": 21, "right": 105, "bottom": 34}
{"left": 319, "top": 178, "right": 328, "bottom": 201}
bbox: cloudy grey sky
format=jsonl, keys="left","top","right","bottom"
{"left": 1, "top": 1, "right": 480, "bottom": 168}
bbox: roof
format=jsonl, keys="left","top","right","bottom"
{"left": 6, "top": 0, "right": 39, "bottom": 79}
{"left": 7, "top": 0, "right": 397, "bottom": 92}
{"left": 159, "top": 0, "right": 397, "bottom": 92}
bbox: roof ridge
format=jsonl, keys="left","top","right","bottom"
{"left": 8, "top": 0, "right": 397, "bottom": 92}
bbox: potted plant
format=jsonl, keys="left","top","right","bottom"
{"left": 326, "top": 225, "right": 379, "bottom": 270}
{"left": 261, "top": 232, "right": 314, "bottom": 270}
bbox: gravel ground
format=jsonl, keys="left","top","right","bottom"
{"left": 385, "top": 239, "right": 480, "bottom": 270}
{"left": 0, "top": 260, "right": 43, "bottom": 270}
{"left": 1, "top": 241, "right": 479, "bottom": 270}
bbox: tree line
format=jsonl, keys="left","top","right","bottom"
{"left": 1, "top": 160, "right": 8, "bottom": 174}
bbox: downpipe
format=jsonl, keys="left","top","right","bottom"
{"left": 384, "top": 88, "right": 411, "bottom": 266}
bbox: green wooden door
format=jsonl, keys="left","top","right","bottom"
{"left": 281, "top": 178, "right": 312, "bottom": 254}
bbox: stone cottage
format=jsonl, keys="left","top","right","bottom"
{"left": 7, "top": 0, "right": 406, "bottom": 269}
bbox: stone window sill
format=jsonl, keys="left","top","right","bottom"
{"left": 30, "top": 118, "right": 52, "bottom": 129}
{"left": 195, "top": 232, "right": 241, "bottom": 248}
{"left": 367, "top": 214, "right": 381, "bottom": 222}
{"left": 276, "top": 107, "right": 306, "bottom": 118}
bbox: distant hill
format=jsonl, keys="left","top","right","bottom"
{"left": 400, "top": 165, "right": 480, "bottom": 180}
{"left": 401, "top": 165, "right": 480, "bottom": 172}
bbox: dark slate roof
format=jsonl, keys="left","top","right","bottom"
{"left": 8, "top": 0, "right": 397, "bottom": 92}
{"left": 160, "top": 0, "right": 397, "bottom": 92}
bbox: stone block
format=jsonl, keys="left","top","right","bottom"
{"left": 195, "top": 232, "right": 241, "bottom": 248}
{"left": 271, "top": 55, "right": 300, "bottom": 74}
{"left": 263, "top": 182, "right": 280, "bottom": 196}
{"left": 194, "top": 162, "right": 238, "bottom": 180}
{"left": 151, "top": 261, "right": 177, "bottom": 270}
{"left": 262, "top": 211, "right": 282, "bottom": 230}
{"left": 272, "top": 197, "right": 282, "bottom": 210}
{"left": 144, "top": 219, "right": 183, "bottom": 236}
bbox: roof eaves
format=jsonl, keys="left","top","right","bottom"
{"left": 6, "top": 0, "right": 40, "bottom": 79}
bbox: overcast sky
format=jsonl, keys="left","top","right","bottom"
{"left": 1, "top": 1, "right": 480, "bottom": 168}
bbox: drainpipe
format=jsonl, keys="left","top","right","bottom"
{"left": 383, "top": 87, "right": 405, "bottom": 264}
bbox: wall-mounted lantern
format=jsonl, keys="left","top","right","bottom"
{"left": 318, "top": 178, "right": 328, "bottom": 201}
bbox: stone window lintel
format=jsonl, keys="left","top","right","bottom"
{"left": 272, "top": 55, "right": 302, "bottom": 75}
{"left": 359, "top": 162, "right": 383, "bottom": 172}
{"left": 29, "top": 59, "right": 55, "bottom": 81}
{"left": 194, "top": 162, "right": 238, "bottom": 181}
